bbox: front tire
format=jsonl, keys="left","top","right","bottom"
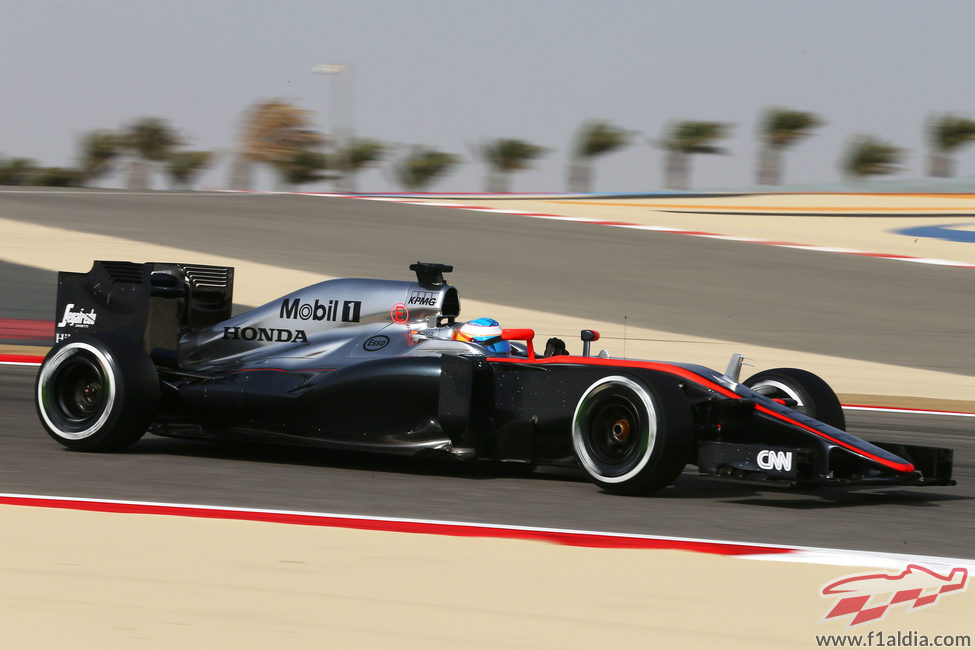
{"left": 743, "top": 367, "right": 845, "bottom": 431}
{"left": 35, "top": 335, "right": 158, "bottom": 451}
{"left": 572, "top": 374, "right": 693, "bottom": 495}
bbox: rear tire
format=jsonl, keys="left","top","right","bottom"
{"left": 572, "top": 374, "right": 693, "bottom": 495}
{"left": 35, "top": 335, "right": 158, "bottom": 451}
{"left": 743, "top": 367, "right": 845, "bottom": 430}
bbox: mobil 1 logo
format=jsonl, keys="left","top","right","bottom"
{"left": 280, "top": 298, "right": 362, "bottom": 323}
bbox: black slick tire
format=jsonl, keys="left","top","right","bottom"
{"left": 743, "top": 367, "right": 846, "bottom": 431}
{"left": 35, "top": 335, "right": 159, "bottom": 451}
{"left": 572, "top": 373, "right": 693, "bottom": 495}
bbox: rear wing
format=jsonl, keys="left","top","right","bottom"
{"left": 54, "top": 261, "right": 234, "bottom": 351}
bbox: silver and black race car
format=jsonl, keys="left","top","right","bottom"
{"left": 34, "top": 261, "right": 954, "bottom": 495}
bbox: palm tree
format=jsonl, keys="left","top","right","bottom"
{"left": 273, "top": 149, "right": 330, "bottom": 187}
{"left": 79, "top": 130, "right": 121, "bottom": 185}
{"left": 123, "top": 118, "right": 180, "bottom": 190}
{"left": 166, "top": 151, "right": 213, "bottom": 189}
{"left": 230, "top": 100, "right": 324, "bottom": 190}
{"left": 568, "top": 121, "right": 629, "bottom": 192}
{"left": 393, "top": 147, "right": 458, "bottom": 191}
{"left": 0, "top": 157, "right": 36, "bottom": 185}
{"left": 756, "top": 108, "right": 821, "bottom": 185}
{"left": 841, "top": 135, "right": 904, "bottom": 180}
{"left": 333, "top": 138, "right": 384, "bottom": 192}
{"left": 660, "top": 121, "right": 731, "bottom": 190}
{"left": 477, "top": 138, "right": 546, "bottom": 192}
{"left": 33, "top": 167, "right": 83, "bottom": 187}
{"left": 927, "top": 114, "right": 975, "bottom": 178}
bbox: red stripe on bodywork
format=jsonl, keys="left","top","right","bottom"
{"left": 0, "top": 494, "right": 794, "bottom": 556}
{"left": 488, "top": 355, "right": 915, "bottom": 473}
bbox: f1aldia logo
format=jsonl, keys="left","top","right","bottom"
{"left": 280, "top": 298, "right": 362, "bottom": 323}
{"left": 819, "top": 564, "right": 969, "bottom": 627}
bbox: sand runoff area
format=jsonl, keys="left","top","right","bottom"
{"left": 1, "top": 193, "right": 972, "bottom": 647}
{"left": 0, "top": 503, "right": 972, "bottom": 649}
{"left": 432, "top": 192, "right": 975, "bottom": 265}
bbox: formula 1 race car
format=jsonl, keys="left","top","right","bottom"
{"left": 34, "top": 261, "right": 955, "bottom": 495}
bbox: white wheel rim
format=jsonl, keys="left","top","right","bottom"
{"left": 572, "top": 375, "right": 657, "bottom": 484}
{"left": 37, "top": 342, "right": 116, "bottom": 440}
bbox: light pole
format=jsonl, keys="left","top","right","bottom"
{"left": 313, "top": 62, "right": 354, "bottom": 191}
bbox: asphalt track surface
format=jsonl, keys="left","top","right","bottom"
{"left": 1, "top": 189, "right": 973, "bottom": 376}
{"left": 1, "top": 364, "right": 972, "bottom": 557}
{"left": 0, "top": 190, "right": 972, "bottom": 557}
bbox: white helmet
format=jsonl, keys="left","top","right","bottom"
{"left": 453, "top": 317, "right": 510, "bottom": 354}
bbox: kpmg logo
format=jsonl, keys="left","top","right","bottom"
{"left": 407, "top": 289, "right": 439, "bottom": 307}
{"left": 280, "top": 298, "right": 362, "bottom": 323}
{"left": 57, "top": 304, "right": 97, "bottom": 328}
{"left": 819, "top": 564, "right": 969, "bottom": 627}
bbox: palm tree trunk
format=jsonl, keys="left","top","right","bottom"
{"left": 336, "top": 171, "right": 356, "bottom": 193}
{"left": 229, "top": 155, "right": 252, "bottom": 190}
{"left": 127, "top": 160, "right": 149, "bottom": 190}
{"left": 928, "top": 152, "right": 953, "bottom": 178}
{"left": 568, "top": 160, "right": 591, "bottom": 193}
{"left": 486, "top": 170, "right": 509, "bottom": 193}
{"left": 486, "top": 170, "right": 499, "bottom": 192}
{"left": 756, "top": 145, "right": 781, "bottom": 185}
{"left": 664, "top": 150, "right": 688, "bottom": 190}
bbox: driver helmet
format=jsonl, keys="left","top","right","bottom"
{"left": 453, "top": 317, "right": 510, "bottom": 355}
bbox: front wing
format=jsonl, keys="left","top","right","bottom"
{"left": 697, "top": 439, "right": 954, "bottom": 488}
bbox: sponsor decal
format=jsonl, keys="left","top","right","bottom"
{"left": 280, "top": 298, "right": 362, "bottom": 323}
{"left": 223, "top": 327, "right": 308, "bottom": 343}
{"left": 55, "top": 333, "right": 71, "bottom": 343}
{"left": 363, "top": 335, "right": 389, "bottom": 352}
{"left": 391, "top": 303, "right": 409, "bottom": 323}
{"left": 407, "top": 289, "right": 439, "bottom": 307}
{"left": 57, "top": 304, "right": 97, "bottom": 328}
{"left": 819, "top": 564, "right": 969, "bottom": 627}
{"left": 757, "top": 449, "right": 793, "bottom": 471}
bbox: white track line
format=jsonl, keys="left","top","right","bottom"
{"left": 331, "top": 193, "right": 975, "bottom": 270}
{"left": 1, "top": 492, "right": 971, "bottom": 568}
{"left": 843, "top": 405, "right": 975, "bottom": 418}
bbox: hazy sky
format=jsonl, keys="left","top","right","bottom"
{"left": 5, "top": 0, "right": 975, "bottom": 192}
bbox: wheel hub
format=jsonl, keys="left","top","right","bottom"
{"left": 610, "top": 418, "right": 631, "bottom": 442}
{"left": 82, "top": 382, "right": 101, "bottom": 403}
